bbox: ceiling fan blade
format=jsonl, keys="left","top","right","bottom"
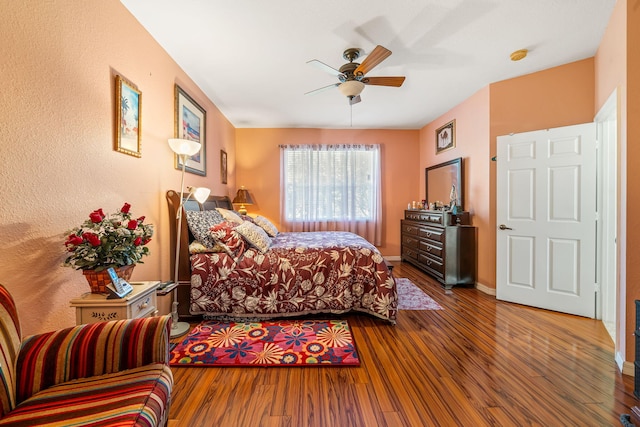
{"left": 363, "top": 76, "right": 406, "bottom": 87}
{"left": 305, "top": 83, "right": 340, "bottom": 96}
{"left": 354, "top": 45, "right": 392, "bottom": 75}
{"left": 349, "top": 95, "right": 361, "bottom": 105}
{"left": 306, "top": 59, "right": 342, "bottom": 76}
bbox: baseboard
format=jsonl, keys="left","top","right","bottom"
{"left": 385, "top": 256, "right": 401, "bottom": 262}
{"left": 621, "top": 355, "right": 634, "bottom": 377}
{"left": 475, "top": 282, "right": 496, "bottom": 296}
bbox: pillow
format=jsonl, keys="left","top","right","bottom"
{"left": 188, "top": 241, "right": 226, "bottom": 254}
{"left": 210, "top": 221, "right": 246, "bottom": 258}
{"left": 216, "top": 208, "right": 244, "bottom": 224}
{"left": 240, "top": 214, "right": 255, "bottom": 223}
{"left": 253, "top": 215, "right": 278, "bottom": 237}
{"left": 185, "top": 210, "right": 226, "bottom": 248}
{"left": 235, "top": 221, "right": 272, "bottom": 253}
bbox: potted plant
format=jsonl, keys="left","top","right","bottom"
{"left": 63, "top": 203, "right": 153, "bottom": 293}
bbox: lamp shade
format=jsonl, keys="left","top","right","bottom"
{"left": 338, "top": 80, "right": 365, "bottom": 98}
{"left": 192, "top": 187, "right": 211, "bottom": 203}
{"left": 233, "top": 188, "right": 254, "bottom": 205}
{"left": 168, "top": 138, "right": 201, "bottom": 156}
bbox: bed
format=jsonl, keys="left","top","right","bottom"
{"left": 166, "top": 190, "right": 397, "bottom": 323}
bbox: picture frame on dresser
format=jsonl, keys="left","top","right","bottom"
{"left": 174, "top": 84, "right": 206, "bottom": 176}
{"left": 115, "top": 75, "right": 142, "bottom": 158}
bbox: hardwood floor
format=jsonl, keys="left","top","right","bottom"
{"left": 168, "top": 262, "right": 637, "bottom": 426}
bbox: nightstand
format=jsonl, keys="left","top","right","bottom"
{"left": 69, "top": 281, "right": 159, "bottom": 325}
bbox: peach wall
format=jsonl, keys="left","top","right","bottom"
{"left": 489, "top": 58, "right": 595, "bottom": 135}
{"left": 0, "top": 0, "right": 235, "bottom": 336}
{"left": 419, "top": 88, "right": 491, "bottom": 287}
{"left": 235, "top": 128, "right": 420, "bottom": 256}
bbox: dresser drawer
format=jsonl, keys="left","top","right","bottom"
{"left": 405, "top": 210, "right": 444, "bottom": 224}
{"left": 419, "top": 240, "right": 443, "bottom": 259}
{"left": 402, "top": 247, "right": 419, "bottom": 262}
{"left": 129, "top": 292, "right": 157, "bottom": 319}
{"left": 405, "top": 211, "right": 424, "bottom": 221}
{"left": 418, "top": 226, "right": 444, "bottom": 244}
{"left": 402, "top": 235, "right": 420, "bottom": 249}
{"left": 401, "top": 222, "right": 420, "bottom": 235}
{"left": 418, "top": 252, "right": 444, "bottom": 277}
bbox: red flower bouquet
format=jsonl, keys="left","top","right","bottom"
{"left": 63, "top": 203, "right": 153, "bottom": 271}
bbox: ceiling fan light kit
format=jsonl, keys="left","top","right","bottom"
{"left": 338, "top": 80, "right": 365, "bottom": 98}
{"left": 307, "top": 44, "right": 406, "bottom": 105}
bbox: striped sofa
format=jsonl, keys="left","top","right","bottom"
{"left": 0, "top": 284, "right": 173, "bottom": 426}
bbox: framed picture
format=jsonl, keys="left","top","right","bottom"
{"left": 220, "top": 150, "right": 228, "bottom": 184}
{"left": 436, "top": 119, "right": 455, "bottom": 154}
{"left": 115, "top": 75, "right": 141, "bottom": 157}
{"left": 174, "top": 84, "right": 206, "bottom": 176}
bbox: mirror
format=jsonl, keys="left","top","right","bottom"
{"left": 425, "top": 157, "right": 463, "bottom": 210}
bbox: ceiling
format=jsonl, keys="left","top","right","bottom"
{"left": 120, "top": 0, "right": 615, "bottom": 130}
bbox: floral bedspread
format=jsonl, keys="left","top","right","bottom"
{"left": 189, "top": 231, "right": 397, "bottom": 323}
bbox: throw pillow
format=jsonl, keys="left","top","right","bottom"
{"left": 241, "top": 214, "right": 255, "bottom": 223}
{"left": 185, "top": 210, "right": 226, "bottom": 249}
{"left": 235, "top": 221, "right": 272, "bottom": 253}
{"left": 253, "top": 215, "right": 279, "bottom": 237}
{"left": 216, "top": 208, "right": 244, "bottom": 224}
{"left": 210, "top": 221, "right": 246, "bottom": 258}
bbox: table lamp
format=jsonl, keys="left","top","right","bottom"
{"left": 232, "top": 186, "right": 254, "bottom": 215}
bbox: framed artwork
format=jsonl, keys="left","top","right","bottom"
{"left": 174, "top": 84, "right": 206, "bottom": 176}
{"left": 115, "top": 75, "right": 141, "bottom": 157}
{"left": 435, "top": 119, "right": 455, "bottom": 154}
{"left": 220, "top": 150, "right": 228, "bottom": 184}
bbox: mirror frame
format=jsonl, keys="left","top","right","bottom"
{"left": 425, "top": 157, "right": 464, "bottom": 210}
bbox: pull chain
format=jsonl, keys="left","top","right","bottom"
{"left": 350, "top": 103, "right": 353, "bottom": 127}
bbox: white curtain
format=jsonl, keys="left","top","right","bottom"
{"left": 279, "top": 144, "right": 382, "bottom": 245}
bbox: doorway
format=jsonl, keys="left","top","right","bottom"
{"left": 595, "top": 90, "right": 618, "bottom": 344}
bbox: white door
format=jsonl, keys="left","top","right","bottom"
{"left": 496, "top": 123, "right": 597, "bottom": 318}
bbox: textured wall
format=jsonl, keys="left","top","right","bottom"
{"left": 0, "top": 0, "right": 235, "bottom": 335}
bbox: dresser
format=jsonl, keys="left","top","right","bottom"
{"left": 401, "top": 210, "right": 476, "bottom": 289}
{"left": 69, "top": 281, "right": 159, "bottom": 325}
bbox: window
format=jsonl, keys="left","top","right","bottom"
{"left": 280, "top": 144, "right": 382, "bottom": 244}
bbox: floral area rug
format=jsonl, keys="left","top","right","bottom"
{"left": 170, "top": 319, "right": 360, "bottom": 367}
{"left": 396, "top": 278, "right": 444, "bottom": 310}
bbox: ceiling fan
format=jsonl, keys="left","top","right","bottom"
{"left": 305, "top": 45, "right": 406, "bottom": 105}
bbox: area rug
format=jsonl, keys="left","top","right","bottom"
{"left": 170, "top": 319, "right": 360, "bottom": 367}
{"left": 396, "top": 278, "right": 444, "bottom": 310}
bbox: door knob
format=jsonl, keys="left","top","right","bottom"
{"left": 499, "top": 224, "right": 513, "bottom": 230}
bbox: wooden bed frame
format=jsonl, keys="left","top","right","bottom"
{"left": 166, "top": 190, "right": 233, "bottom": 319}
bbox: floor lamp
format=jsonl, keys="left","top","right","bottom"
{"left": 168, "top": 138, "right": 210, "bottom": 338}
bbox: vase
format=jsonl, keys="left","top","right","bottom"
{"left": 83, "top": 264, "right": 135, "bottom": 293}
